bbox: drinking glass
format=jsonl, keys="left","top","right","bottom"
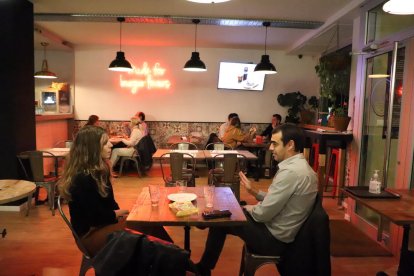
{"left": 176, "top": 180, "right": 187, "bottom": 193}
{"left": 204, "top": 185, "right": 215, "bottom": 208}
{"left": 149, "top": 184, "right": 160, "bottom": 206}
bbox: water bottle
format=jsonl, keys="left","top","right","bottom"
{"left": 368, "top": 170, "right": 381, "bottom": 194}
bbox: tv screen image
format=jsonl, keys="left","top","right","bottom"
{"left": 217, "top": 62, "right": 265, "bottom": 91}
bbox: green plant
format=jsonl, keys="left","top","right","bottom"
{"left": 333, "top": 102, "right": 349, "bottom": 117}
{"left": 277, "top": 91, "right": 307, "bottom": 123}
{"left": 306, "top": 96, "right": 319, "bottom": 111}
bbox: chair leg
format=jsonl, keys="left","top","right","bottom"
{"left": 119, "top": 158, "right": 125, "bottom": 176}
{"left": 25, "top": 192, "right": 33, "bottom": 216}
{"left": 49, "top": 184, "right": 56, "bottom": 216}
{"left": 133, "top": 159, "right": 142, "bottom": 177}
{"left": 79, "top": 255, "right": 93, "bottom": 276}
{"left": 239, "top": 245, "right": 246, "bottom": 276}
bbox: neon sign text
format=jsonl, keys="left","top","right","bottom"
{"left": 119, "top": 62, "right": 171, "bottom": 94}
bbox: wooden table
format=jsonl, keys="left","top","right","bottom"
{"left": 342, "top": 189, "right": 414, "bottom": 275}
{"left": 126, "top": 186, "right": 247, "bottom": 251}
{"left": 0, "top": 179, "right": 36, "bottom": 216}
{"left": 203, "top": 150, "right": 257, "bottom": 160}
{"left": 303, "top": 130, "right": 353, "bottom": 203}
{"left": 166, "top": 135, "right": 203, "bottom": 148}
{"left": 39, "top": 148, "right": 70, "bottom": 177}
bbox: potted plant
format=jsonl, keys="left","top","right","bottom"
{"left": 300, "top": 96, "right": 319, "bottom": 124}
{"left": 332, "top": 102, "right": 351, "bottom": 131}
{"left": 277, "top": 91, "right": 307, "bottom": 124}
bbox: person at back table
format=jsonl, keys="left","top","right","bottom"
{"left": 218, "top": 113, "right": 238, "bottom": 140}
{"left": 59, "top": 126, "right": 172, "bottom": 257}
{"left": 194, "top": 124, "right": 318, "bottom": 276}
{"left": 110, "top": 116, "right": 143, "bottom": 176}
{"left": 85, "top": 114, "right": 100, "bottom": 126}
{"left": 221, "top": 116, "right": 255, "bottom": 149}
{"left": 135, "top": 111, "right": 149, "bottom": 136}
{"left": 261, "top": 113, "right": 282, "bottom": 140}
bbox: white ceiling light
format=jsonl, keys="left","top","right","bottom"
{"left": 186, "top": 0, "right": 231, "bottom": 3}
{"left": 383, "top": 0, "right": 414, "bottom": 15}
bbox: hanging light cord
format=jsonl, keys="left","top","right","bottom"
{"left": 262, "top": 22, "right": 270, "bottom": 55}
{"left": 119, "top": 19, "right": 122, "bottom": 51}
{"left": 194, "top": 23, "right": 198, "bottom": 51}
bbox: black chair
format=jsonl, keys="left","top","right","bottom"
{"left": 239, "top": 194, "right": 331, "bottom": 276}
{"left": 118, "top": 144, "right": 142, "bottom": 177}
{"left": 17, "top": 151, "right": 59, "bottom": 215}
{"left": 57, "top": 195, "right": 94, "bottom": 276}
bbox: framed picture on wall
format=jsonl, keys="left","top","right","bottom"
{"left": 41, "top": 91, "right": 57, "bottom": 112}
{"left": 58, "top": 83, "right": 71, "bottom": 113}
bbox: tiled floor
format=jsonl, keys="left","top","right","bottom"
{"left": 0, "top": 165, "right": 399, "bottom": 275}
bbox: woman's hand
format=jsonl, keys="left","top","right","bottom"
{"left": 115, "top": 209, "right": 129, "bottom": 218}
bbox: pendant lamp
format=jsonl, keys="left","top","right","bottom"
{"left": 186, "top": 0, "right": 231, "bottom": 3}
{"left": 108, "top": 17, "right": 133, "bottom": 72}
{"left": 183, "top": 19, "right": 207, "bottom": 72}
{"left": 383, "top": 0, "right": 414, "bottom": 15}
{"left": 254, "top": 22, "right": 277, "bottom": 75}
{"left": 34, "top": 42, "right": 57, "bottom": 79}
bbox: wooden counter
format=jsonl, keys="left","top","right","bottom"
{"left": 35, "top": 114, "right": 74, "bottom": 122}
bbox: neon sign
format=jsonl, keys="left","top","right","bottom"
{"left": 119, "top": 62, "right": 171, "bottom": 94}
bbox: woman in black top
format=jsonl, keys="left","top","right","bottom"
{"left": 59, "top": 126, "right": 171, "bottom": 256}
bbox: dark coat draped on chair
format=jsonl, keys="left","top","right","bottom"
{"left": 137, "top": 135, "right": 156, "bottom": 170}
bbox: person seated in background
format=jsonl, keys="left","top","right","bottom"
{"left": 194, "top": 124, "right": 318, "bottom": 276}
{"left": 110, "top": 116, "right": 144, "bottom": 176}
{"left": 261, "top": 113, "right": 282, "bottom": 140}
{"left": 221, "top": 117, "right": 255, "bottom": 149}
{"left": 135, "top": 111, "right": 149, "bottom": 137}
{"left": 58, "top": 126, "right": 172, "bottom": 257}
{"left": 218, "top": 113, "right": 238, "bottom": 140}
{"left": 85, "top": 114, "right": 100, "bottom": 126}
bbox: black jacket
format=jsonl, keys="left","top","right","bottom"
{"left": 137, "top": 135, "right": 157, "bottom": 169}
{"left": 93, "top": 230, "right": 189, "bottom": 276}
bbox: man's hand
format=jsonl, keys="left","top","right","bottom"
{"left": 243, "top": 204, "right": 254, "bottom": 213}
{"left": 239, "top": 171, "right": 252, "bottom": 190}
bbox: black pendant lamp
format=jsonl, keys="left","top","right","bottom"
{"left": 183, "top": 19, "right": 207, "bottom": 72}
{"left": 34, "top": 42, "right": 57, "bottom": 79}
{"left": 108, "top": 17, "right": 133, "bottom": 72}
{"left": 254, "top": 22, "right": 277, "bottom": 75}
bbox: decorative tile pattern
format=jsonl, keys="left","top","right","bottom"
{"left": 73, "top": 120, "right": 269, "bottom": 149}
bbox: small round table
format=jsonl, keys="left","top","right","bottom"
{"left": 0, "top": 179, "right": 36, "bottom": 216}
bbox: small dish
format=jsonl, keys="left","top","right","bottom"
{"left": 167, "top": 193, "right": 197, "bottom": 202}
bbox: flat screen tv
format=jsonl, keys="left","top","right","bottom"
{"left": 217, "top": 62, "right": 265, "bottom": 91}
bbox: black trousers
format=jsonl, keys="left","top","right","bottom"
{"left": 199, "top": 210, "right": 288, "bottom": 269}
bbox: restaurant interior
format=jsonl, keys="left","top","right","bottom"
{"left": 1, "top": 0, "right": 414, "bottom": 275}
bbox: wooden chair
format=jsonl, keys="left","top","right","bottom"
{"left": 118, "top": 145, "right": 142, "bottom": 177}
{"left": 17, "top": 151, "right": 59, "bottom": 215}
{"left": 159, "top": 152, "right": 196, "bottom": 187}
{"left": 57, "top": 195, "right": 93, "bottom": 276}
{"left": 209, "top": 153, "right": 247, "bottom": 201}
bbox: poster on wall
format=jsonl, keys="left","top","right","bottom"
{"left": 52, "top": 82, "right": 71, "bottom": 113}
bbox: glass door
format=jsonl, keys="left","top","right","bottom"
{"left": 357, "top": 44, "right": 405, "bottom": 226}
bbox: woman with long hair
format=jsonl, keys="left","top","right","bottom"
{"left": 221, "top": 117, "right": 255, "bottom": 149}
{"left": 59, "top": 126, "right": 171, "bottom": 256}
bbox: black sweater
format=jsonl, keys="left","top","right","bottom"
{"left": 69, "top": 173, "right": 119, "bottom": 237}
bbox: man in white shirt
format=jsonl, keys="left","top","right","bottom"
{"left": 218, "top": 113, "right": 238, "bottom": 140}
{"left": 195, "top": 124, "right": 318, "bottom": 276}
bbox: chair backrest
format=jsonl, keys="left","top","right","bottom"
{"left": 170, "top": 142, "right": 198, "bottom": 150}
{"left": 278, "top": 194, "right": 331, "bottom": 276}
{"left": 205, "top": 142, "right": 233, "bottom": 150}
{"left": 17, "top": 151, "right": 55, "bottom": 182}
{"left": 159, "top": 152, "right": 196, "bottom": 185}
{"left": 213, "top": 153, "right": 246, "bottom": 183}
{"left": 57, "top": 195, "right": 92, "bottom": 259}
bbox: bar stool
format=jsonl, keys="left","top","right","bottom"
{"left": 239, "top": 244, "right": 280, "bottom": 276}
{"left": 325, "top": 148, "right": 339, "bottom": 197}
{"left": 311, "top": 143, "right": 319, "bottom": 172}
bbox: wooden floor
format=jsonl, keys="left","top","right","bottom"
{"left": 0, "top": 165, "right": 399, "bottom": 276}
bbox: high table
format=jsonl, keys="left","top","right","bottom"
{"left": 0, "top": 179, "right": 36, "bottom": 216}
{"left": 241, "top": 142, "right": 270, "bottom": 181}
{"left": 152, "top": 149, "right": 206, "bottom": 161}
{"left": 126, "top": 186, "right": 247, "bottom": 252}
{"left": 342, "top": 189, "right": 414, "bottom": 275}
{"left": 39, "top": 148, "right": 70, "bottom": 177}
{"left": 303, "top": 130, "right": 353, "bottom": 203}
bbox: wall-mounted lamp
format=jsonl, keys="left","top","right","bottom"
{"left": 108, "top": 17, "right": 133, "bottom": 72}
{"left": 254, "top": 22, "right": 277, "bottom": 75}
{"left": 183, "top": 19, "right": 207, "bottom": 72}
{"left": 34, "top": 42, "right": 57, "bottom": 79}
{"left": 383, "top": 0, "right": 414, "bottom": 15}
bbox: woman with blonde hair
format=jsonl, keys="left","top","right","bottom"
{"left": 221, "top": 117, "right": 256, "bottom": 149}
{"left": 59, "top": 126, "right": 171, "bottom": 256}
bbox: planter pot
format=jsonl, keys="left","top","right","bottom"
{"left": 300, "top": 110, "right": 315, "bottom": 124}
{"left": 333, "top": 116, "right": 351, "bottom": 132}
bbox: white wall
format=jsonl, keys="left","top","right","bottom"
{"left": 73, "top": 45, "right": 319, "bottom": 123}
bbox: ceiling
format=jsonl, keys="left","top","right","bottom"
{"left": 32, "top": 0, "right": 368, "bottom": 56}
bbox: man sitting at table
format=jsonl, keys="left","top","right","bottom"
{"left": 218, "top": 112, "right": 238, "bottom": 140}
{"left": 110, "top": 116, "right": 144, "bottom": 177}
{"left": 261, "top": 113, "right": 282, "bottom": 140}
{"left": 195, "top": 124, "right": 318, "bottom": 276}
